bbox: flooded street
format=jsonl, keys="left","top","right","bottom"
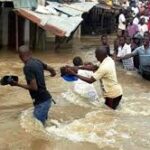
{"left": 0, "top": 38, "right": 150, "bottom": 150}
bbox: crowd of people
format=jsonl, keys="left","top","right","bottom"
{"left": 113, "top": 0, "right": 150, "bottom": 75}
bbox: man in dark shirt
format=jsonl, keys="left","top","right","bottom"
{"left": 12, "top": 45, "right": 56, "bottom": 125}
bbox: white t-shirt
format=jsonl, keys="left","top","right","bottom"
{"left": 131, "top": 7, "right": 139, "bottom": 17}
{"left": 138, "top": 24, "right": 148, "bottom": 36}
{"left": 133, "top": 17, "right": 139, "bottom": 25}
{"left": 74, "top": 70, "right": 99, "bottom": 101}
{"left": 118, "top": 14, "right": 126, "bottom": 30}
{"left": 117, "top": 44, "right": 134, "bottom": 70}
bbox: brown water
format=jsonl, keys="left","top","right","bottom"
{"left": 0, "top": 38, "right": 150, "bottom": 150}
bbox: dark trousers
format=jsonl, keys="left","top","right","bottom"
{"left": 105, "top": 95, "right": 122, "bottom": 110}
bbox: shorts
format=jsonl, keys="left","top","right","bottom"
{"left": 105, "top": 95, "right": 122, "bottom": 110}
{"left": 33, "top": 99, "right": 51, "bottom": 124}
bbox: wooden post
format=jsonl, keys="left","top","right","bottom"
{"left": 101, "top": 9, "right": 104, "bottom": 33}
{"left": 16, "top": 14, "right": 18, "bottom": 51}
{"left": 29, "top": 22, "right": 37, "bottom": 50}
{"left": 0, "top": 5, "right": 2, "bottom": 49}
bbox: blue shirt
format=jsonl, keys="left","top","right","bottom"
{"left": 132, "top": 45, "right": 150, "bottom": 56}
{"left": 132, "top": 46, "right": 150, "bottom": 72}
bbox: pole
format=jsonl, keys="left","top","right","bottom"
{"left": 16, "top": 13, "right": 18, "bottom": 51}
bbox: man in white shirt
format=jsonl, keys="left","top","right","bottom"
{"left": 118, "top": 10, "right": 126, "bottom": 35}
{"left": 67, "top": 46, "right": 123, "bottom": 110}
{"left": 138, "top": 18, "right": 148, "bottom": 37}
{"left": 116, "top": 36, "right": 150, "bottom": 71}
{"left": 117, "top": 36, "right": 134, "bottom": 70}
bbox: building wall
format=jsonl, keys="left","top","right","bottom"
{"left": 1, "top": 7, "right": 9, "bottom": 46}
{"left": 0, "top": 6, "right": 29, "bottom": 48}
{"left": 24, "top": 20, "right": 30, "bottom": 44}
{"left": 0, "top": 8, "right": 2, "bottom": 47}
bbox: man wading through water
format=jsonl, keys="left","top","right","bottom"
{"left": 11, "top": 45, "right": 56, "bottom": 125}
{"left": 67, "top": 46, "right": 123, "bottom": 109}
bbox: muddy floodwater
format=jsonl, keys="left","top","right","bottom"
{"left": 0, "top": 37, "right": 150, "bottom": 150}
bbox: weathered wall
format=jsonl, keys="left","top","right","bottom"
{"left": 0, "top": 7, "right": 9, "bottom": 46}
{"left": 0, "top": 6, "right": 29, "bottom": 48}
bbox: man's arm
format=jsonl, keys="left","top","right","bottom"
{"left": 122, "top": 53, "right": 135, "bottom": 60}
{"left": 42, "top": 62, "right": 56, "bottom": 77}
{"left": 117, "top": 46, "right": 140, "bottom": 60}
{"left": 11, "top": 79, "right": 38, "bottom": 91}
{"left": 45, "top": 65, "right": 56, "bottom": 77}
{"left": 67, "top": 68, "right": 96, "bottom": 84}
{"left": 79, "top": 64, "right": 98, "bottom": 72}
{"left": 116, "top": 53, "right": 135, "bottom": 60}
{"left": 65, "top": 64, "right": 98, "bottom": 72}
{"left": 76, "top": 74, "right": 96, "bottom": 84}
{"left": 12, "top": 65, "right": 38, "bottom": 91}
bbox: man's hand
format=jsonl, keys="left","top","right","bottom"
{"left": 84, "top": 62, "right": 94, "bottom": 66}
{"left": 82, "top": 64, "right": 98, "bottom": 72}
{"left": 10, "top": 79, "right": 38, "bottom": 91}
{"left": 66, "top": 67, "right": 77, "bottom": 75}
{"left": 50, "top": 69, "right": 56, "bottom": 77}
{"left": 45, "top": 65, "right": 56, "bottom": 77}
{"left": 9, "top": 80, "right": 19, "bottom": 86}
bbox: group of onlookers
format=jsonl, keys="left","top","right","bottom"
{"left": 110, "top": 0, "right": 150, "bottom": 77}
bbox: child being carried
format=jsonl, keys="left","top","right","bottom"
{"left": 60, "top": 57, "right": 99, "bottom": 102}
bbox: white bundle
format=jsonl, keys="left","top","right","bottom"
{"left": 74, "top": 70, "right": 99, "bottom": 101}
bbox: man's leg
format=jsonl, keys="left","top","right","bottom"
{"left": 112, "top": 95, "right": 122, "bottom": 109}
{"left": 105, "top": 95, "right": 122, "bottom": 110}
{"left": 33, "top": 99, "right": 51, "bottom": 125}
{"left": 105, "top": 98, "right": 113, "bottom": 109}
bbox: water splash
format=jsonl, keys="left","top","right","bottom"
{"left": 20, "top": 108, "right": 48, "bottom": 137}
{"left": 62, "top": 90, "right": 102, "bottom": 109}
{"left": 45, "top": 110, "right": 133, "bottom": 149}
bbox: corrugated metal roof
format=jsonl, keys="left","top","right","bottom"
{"left": 0, "top": 0, "right": 37, "bottom": 9}
{"left": 16, "top": 8, "right": 83, "bottom": 37}
{"left": 96, "top": 3, "right": 111, "bottom": 10}
{"left": 13, "top": 0, "right": 37, "bottom": 9}
{"left": 15, "top": 2, "right": 98, "bottom": 36}
{"left": 0, "top": 0, "right": 13, "bottom": 1}
{"left": 46, "top": 1, "right": 98, "bottom": 16}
